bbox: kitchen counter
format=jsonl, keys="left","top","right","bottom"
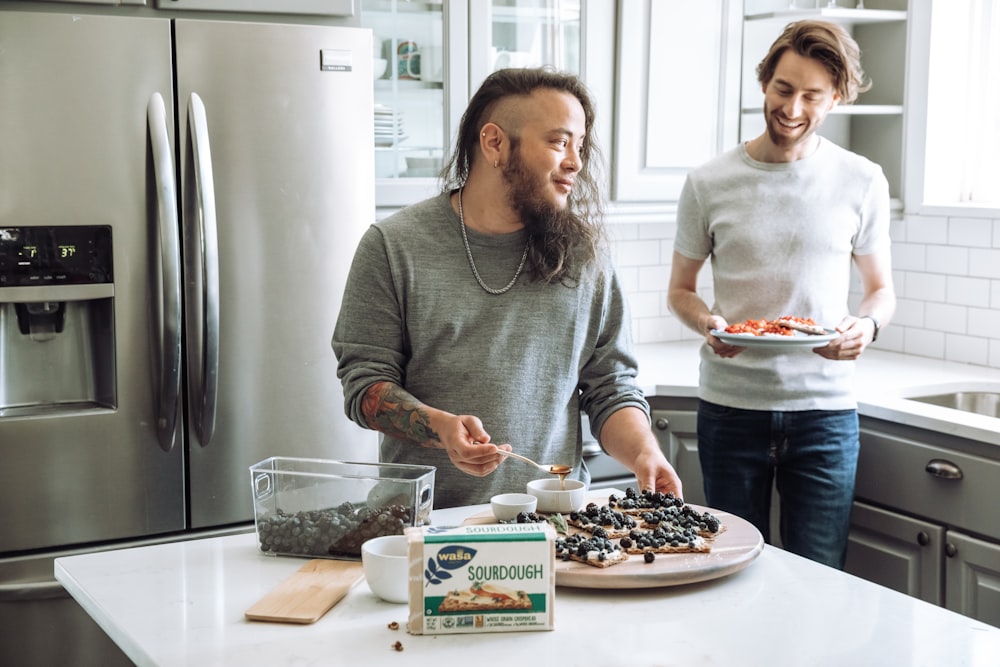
{"left": 635, "top": 341, "right": 1000, "bottom": 446}
{"left": 55, "top": 504, "right": 1000, "bottom": 667}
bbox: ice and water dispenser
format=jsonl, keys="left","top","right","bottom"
{"left": 0, "top": 226, "right": 116, "bottom": 417}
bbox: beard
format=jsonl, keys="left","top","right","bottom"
{"left": 501, "top": 145, "right": 575, "bottom": 235}
{"left": 763, "top": 100, "right": 819, "bottom": 149}
{"left": 500, "top": 142, "right": 597, "bottom": 284}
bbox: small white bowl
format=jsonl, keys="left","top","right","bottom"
{"left": 526, "top": 478, "right": 586, "bottom": 513}
{"left": 373, "top": 57, "right": 388, "bottom": 80}
{"left": 361, "top": 534, "right": 409, "bottom": 604}
{"left": 491, "top": 492, "right": 537, "bottom": 521}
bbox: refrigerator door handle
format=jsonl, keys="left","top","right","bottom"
{"left": 147, "top": 93, "right": 182, "bottom": 453}
{"left": 186, "top": 93, "right": 220, "bottom": 447}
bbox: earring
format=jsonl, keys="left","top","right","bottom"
{"left": 494, "top": 159, "right": 498, "bottom": 168}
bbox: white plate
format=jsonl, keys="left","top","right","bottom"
{"left": 462, "top": 499, "right": 764, "bottom": 590}
{"left": 710, "top": 328, "right": 838, "bottom": 348}
{"left": 553, "top": 506, "right": 764, "bottom": 589}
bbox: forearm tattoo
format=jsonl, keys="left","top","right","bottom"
{"left": 362, "top": 381, "right": 441, "bottom": 447}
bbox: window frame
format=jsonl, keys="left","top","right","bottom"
{"left": 905, "top": 0, "right": 1000, "bottom": 215}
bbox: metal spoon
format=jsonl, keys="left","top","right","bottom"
{"left": 500, "top": 451, "right": 572, "bottom": 476}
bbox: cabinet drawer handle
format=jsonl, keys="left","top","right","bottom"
{"left": 925, "top": 459, "right": 963, "bottom": 480}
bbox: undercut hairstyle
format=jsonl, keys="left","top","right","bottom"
{"left": 441, "top": 67, "right": 608, "bottom": 285}
{"left": 756, "top": 20, "right": 872, "bottom": 104}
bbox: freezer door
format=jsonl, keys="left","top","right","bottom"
{"left": 175, "top": 20, "right": 378, "bottom": 528}
{"left": 0, "top": 11, "right": 185, "bottom": 552}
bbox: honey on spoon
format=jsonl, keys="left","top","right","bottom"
{"left": 500, "top": 451, "right": 572, "bottom": 489}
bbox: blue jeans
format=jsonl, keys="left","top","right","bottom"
{"left": 697, "top": 399, "right": 859, "bottom": 569}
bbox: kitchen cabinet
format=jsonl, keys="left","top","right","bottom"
{"left": 651, "top": 397, "right": 704, "bottom": 506}
{"left": 740, "top": 0, "right": 909, "bottom": 209}
{"left": 845, "top": 418, "right": 1000, "bottom": 627}
{"left": 611, "top": 0, "right": 742, "bottom": 202}
{"left": 362, "top": 0, "right": 464, "bottom": 208}
{"left": 362, "top": 0, "right": 612, "bottom": 210}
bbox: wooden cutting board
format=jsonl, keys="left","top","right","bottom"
{"left": 245, "top": 559, "right": 365, "bottom": 624}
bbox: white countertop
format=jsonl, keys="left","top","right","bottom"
{"left": 635, "top": 341, "right": 1000, "bottom": 446}
{"left": 55, "top": 504, "right": 1000, "bottom": 667}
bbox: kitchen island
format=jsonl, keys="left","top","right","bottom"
{"left": 55, "top": 504, "right": 1000, "bottom": 667}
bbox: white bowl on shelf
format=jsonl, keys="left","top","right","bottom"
{"left": 373, "top": 58, "right": 387, "bottom": 80}
{"left": 405, "top": 155, "right": 442, "bottom": 177}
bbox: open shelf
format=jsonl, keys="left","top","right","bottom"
{"left": 745, "top": 8, "right": 907, "bottom": 24}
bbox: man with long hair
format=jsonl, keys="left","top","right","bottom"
{"left": 334, "top": 68, "right": 681, "bottom": 508}
{"left": 668, "top": 21, "right": 896, "bottom": 568}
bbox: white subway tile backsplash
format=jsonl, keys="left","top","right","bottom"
{"left": 905, "top": 214, "right": 949, "bottom": 243}
{"left": 948, "top": 216, "right": 993, "bottom": 247}
{"left": 637, "top": 265, "right": 670, "bottom": 293}
{"left": 946, "top": 275, "right": 990, "bottom": 307}
{"left": 924, "top": 302, "right": 967, "bottom": 333}
{"left": 635, "top": 316, "right": 685, "bottom": 344}
{"left": 616, "top": 265, "right": 639, "bottom": 293}
{"left": 902, "top": 271, "right": 946, "bottom": 302}
{"left": 638, "top": 222, "right": 673, "bottom": 240}
{"left": 969, "top": 248, "right": 1000, "bottom": 279}
{"left": 992, "top": 279, "right": 1000, "bottom": 309}
{"left": 945, "top": 333, "right": 989, "bottom": 365}
{"left": 615, "top": 239, "right": 660, "bottom": 267}
{"left": 890, "top": 243, "right": 926, "bottom": 271}
{"left": 891, "top": 298, "right": 925, "bottom": 327}
{"left": 608, "top": 223, "right": 639, "bottom": 243}
{"left": 927, "top": 245, "right": 970, "bottom": 275}
{"left": 969, "top": 306, "right": 1000, "bottom": 333}
{"left": 904, "top": 328, "right": 945, "bottom": 358}
{"left": 627, "top": 290, "right": 664, "bottom": 320}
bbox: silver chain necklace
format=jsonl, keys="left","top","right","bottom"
{"left": 457, "top": 188, "right": 529, "bottom": 295}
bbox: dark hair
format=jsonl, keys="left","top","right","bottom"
{"left": 756, "top": 20, "right": 871, "bottom": 104}
{"left": 441, "top": 67, "right": 607, "bottom": 285}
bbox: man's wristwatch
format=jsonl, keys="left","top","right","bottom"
{"left": 860, "top": 315, "right": 880, "bottom": 342}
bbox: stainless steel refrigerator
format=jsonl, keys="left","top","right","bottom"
{"left": 0, "top": 7, "right": 377, "bottom": 664}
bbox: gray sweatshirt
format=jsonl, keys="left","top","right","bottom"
{"left": 332, "top": 192, "right": 649, "bottom": 508}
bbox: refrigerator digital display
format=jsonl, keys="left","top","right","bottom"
{"left": 0, "top": 225, "right": 113, "bottom": 286}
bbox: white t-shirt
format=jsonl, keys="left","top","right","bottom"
{"left": 674, "top": 139, "right": 891, "bottom": 411}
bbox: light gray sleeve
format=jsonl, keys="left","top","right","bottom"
{"left": 673, "top": 173, "right": 712, "bottom": 261}
{"left": 853, "top": 165, "right": 892, "bottom": 255}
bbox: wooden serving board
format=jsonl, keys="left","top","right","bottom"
{"left": 463, "top": 493, "right": 764, "bottom": 590}
{"left": 245, "top": 559, "right": 364, "bottom": 624}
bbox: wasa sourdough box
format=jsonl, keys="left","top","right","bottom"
{"left": 405, "top": 522, "right": 556, "bottom": 634}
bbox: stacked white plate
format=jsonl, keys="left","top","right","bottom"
{"left": 374, "top": 104, "right": 407, "bottom": 147}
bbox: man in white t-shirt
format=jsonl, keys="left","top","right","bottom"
{"left": 668, "top": 20, "right": 896, "bottom": 569}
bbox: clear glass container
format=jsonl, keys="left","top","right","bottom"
{"left": 249, "top": 456, "right": 435, "bottom": 559}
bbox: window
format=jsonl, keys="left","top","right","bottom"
{"left": 921, "top": 0, "right": 1000, "bottom": 207}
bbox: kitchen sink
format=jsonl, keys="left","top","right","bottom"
{"left": 907, "top": 391, "right": 1000, "bottom": 418}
